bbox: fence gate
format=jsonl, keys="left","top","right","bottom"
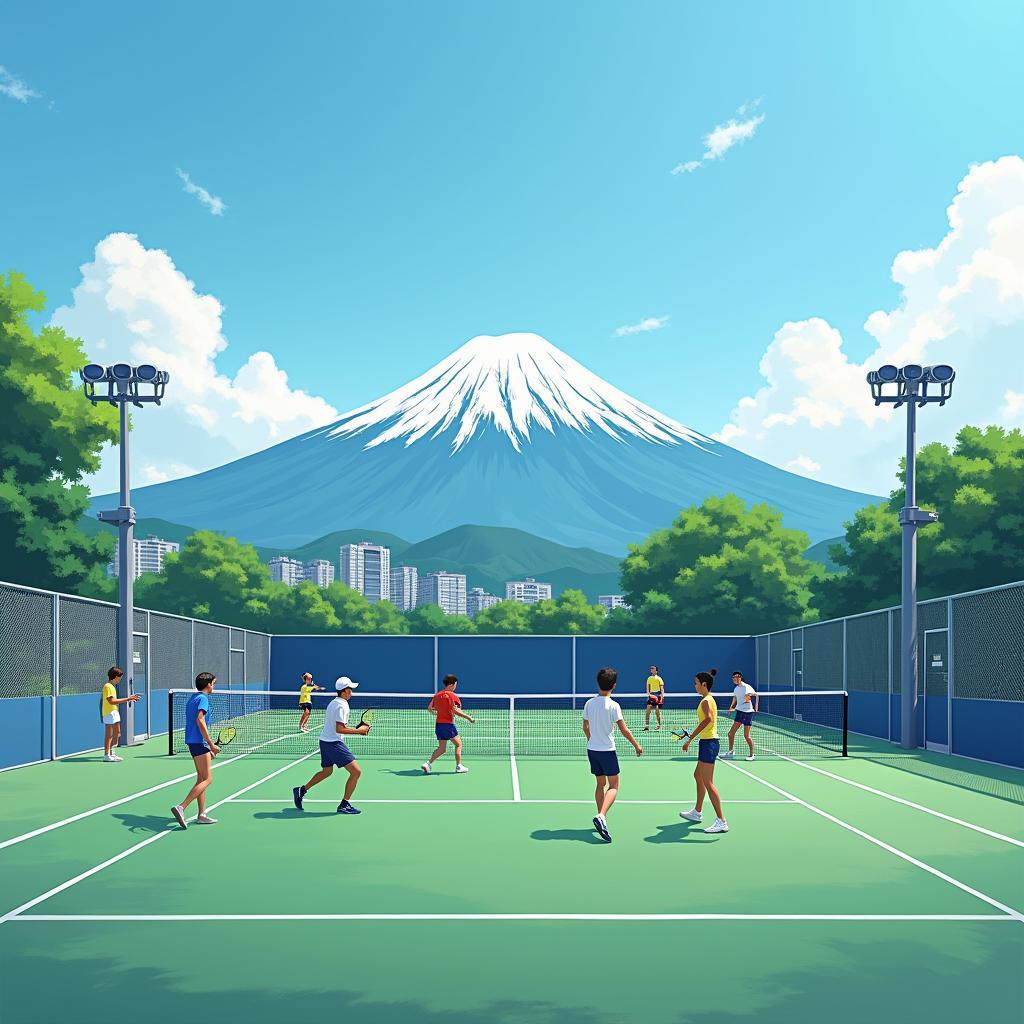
{"left": 923, "top": 627, "right": 949, "bottom": 752}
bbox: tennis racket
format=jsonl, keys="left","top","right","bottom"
{"left": 216, "top": 726, "right": 236, "bottom": 746}
{"left": 670, "top": 727, "right": 690, "bottom": 743}
{"left": 358, "top": 708, "right": 375, "bottom": 732}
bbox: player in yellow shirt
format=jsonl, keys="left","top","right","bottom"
{"left": 678, "top": 668, "right": 728, "bottom": 833}
{"left": 100, "top": 666, "right": 140, "bottom": 763}
{"left": 644, "top": 665, "right": 666, "bottom": 731}
{"left": 298, "top": 672, "right": 324, "bottom": 734}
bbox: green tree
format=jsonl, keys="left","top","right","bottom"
{"left": 527, "top": 589, "right": 606, "bottom": 635}
{"left": 267, "top": 581, "right": 340, "bottom": 633}
{"left": 472, "top": 599, "right": 531, "bottom": 634}
{"left": 620, "top": 494, "right": 822, "bottom": 634}
{"left": 814, "top": 425, "right": 1024, "bottom": 618}
{"left": 0, "top": 272, "right": 118, "bottom": 591}
{"left": 406, "top": 604, "right": 476, "bottom": 634}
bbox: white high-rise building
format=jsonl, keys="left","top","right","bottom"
{"left": 598, "top": 594, "right": 628, "bottom": 612}
{"left": 269, "top": 555, "right": 305, "bottom": 587}
{"left": 108, "top": 535, "right": 180, "bottom": 579}
{"left": 389, "top": 565, "right": 419, "bottom": 611}
{"left": 467, "top": 587, "right": 498, "bottom": 619}
{"left": 304, "top": 559, "right": 335, "bottom": 588}
{"left": 417, "top": 571, "right": 467, "bottom": 616}
{"left": 505, "top": 578, "right": 552, "bottom": 604}
{"left": 340, "top": 542, "right": 391, "bottom": 603}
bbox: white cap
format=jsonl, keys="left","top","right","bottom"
{"left": 335, "top": 676, "right": 358, "bottom": 691}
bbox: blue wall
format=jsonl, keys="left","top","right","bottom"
{"left": 0, "top": 696, "right": 51, "bottom": 769}
{"left": 952, "top": 698, "right": 1024, "bottom": 768}
{"left": 438, "top": 636, "right": 572, "bottom": 693}
{"left": 848, "top": 691, "right": 889, "bottom": 740}
{"left": 270, "top": 636, "right": 435, "bottom": 693}
{"left": 56, "top": 692, "right": 102, "bottom": 757}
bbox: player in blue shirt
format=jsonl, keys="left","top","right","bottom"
{"left": 171, "top": 672, "right": 220, "bottom": 829}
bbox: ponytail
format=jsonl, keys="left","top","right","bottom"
{"left": 695, "top": 667, "right": 718, "bottom": 689}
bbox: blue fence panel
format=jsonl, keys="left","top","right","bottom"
{"left": 952, "top": 698, "right": 1024, "bottom": 767}
{"left": 56, "top": 692, "right": 102, "bottom": 757}
{"left": 925, "top": 695, "right": 949, "bottom": 746}
{"left": 576, "top": 636, "right": 755, "bottom": 696}
{"left": 889, "top": 695, "right": 925, "bottom": 748}
{"left": 848, "top": 691, "right": 888, "bottom": 739}
{"left": 438, "top": 636, "right": 573, "bottom": 694}
{"left": 149, "top": 689, "right": 169, "bottom": 736}
{"left": 0, "top": 696, "right": 51, "bottom": 769}
{"left": 269, "top": 636, "right": 435, "bottom": 693}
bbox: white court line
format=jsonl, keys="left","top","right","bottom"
{"left": 0, "top": 733, "right": 294, "bottom": 853}
{"left": 8, "top": 913, "right": 1015, "bottom": 923}
{"left": 721, "top": 760, "right": 1024, "bottom": 923}
{"left": 769, "top": 752, "right": 1024, "bottom": 848}
{"left": 0, "top": 751, "right": 316, "bottom": 925}
{"left": 227, "top": 798, "right": 797, "bottom": 805}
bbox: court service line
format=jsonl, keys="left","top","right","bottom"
{"left": 0, "top": 733, "right": 294, "bottom": 853}
{"left": 0, "top": 751, "right": 316, "bottom": 926}
{"left": 9, "top": 913, "right": 1015, "bottom": 923}
{"left": 226, "top": 798, "right": 797, "bottom": 805}
{"left": 770, "top": 753, "right": 1024, "bottom": 848}
{"left": 721, "top": 761, "right": 1024, "bottom": 923}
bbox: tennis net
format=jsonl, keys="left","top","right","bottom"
{"left": 168, "top": 689, "right": 847, "bottom": 759}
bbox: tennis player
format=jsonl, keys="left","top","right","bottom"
{"left": 293, "top": 676, "right": 369, "bottom": 815}
{"left": 723, "top": 670, "right": 758, "bottom": 761}
{"left": 422, "top": 674, "right": 476, "bottom": 774}
{"left": 678, "top": 668, "right": 728, "bottom": 834}
{"left": 171, "top": 672, "right": 220, "bottom": 829}
{"left": 644, "top": 664, "right": 666, "bottom": 731}
{"left": 298, "top": 672, "right": 323, "bottom": 733}
{"left": 583, "top": 666, "right": 643, "bottom": 843}
{"left": 100, "top": 666, "right": 140, "bottom": 763}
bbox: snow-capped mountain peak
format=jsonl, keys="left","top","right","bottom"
{"left": 325, "top": 332, "right": 707, "bottom": 452}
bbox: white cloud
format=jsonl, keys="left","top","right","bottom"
{"left": 176, "top": 168, "right": 226, "bottom": 216}
{"left": 52, "top": 233, "right": 339, "bottom": 494}
{"left": 140, "top": 463, "right": 198, "bottom": 485}
{"left": 614, "top": 315, "right": 670, "bottom": 337}
{"left": 785, "top": 455, "right": 822, "bottom": 476}
{"left": 672, "top": 102, "right": 765, "bottom": 175}
{"left": 0, "top": 65, "right": 41, "bottom": 103}
{"left": 716, "top": 156, "right": 1024, "bottom": 494}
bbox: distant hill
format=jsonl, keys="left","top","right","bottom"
{"left": 80, "top": 518, "right": 622, "bottom": 601}
{"left": 804, "top": 535, "right": 848, "bottom": 573}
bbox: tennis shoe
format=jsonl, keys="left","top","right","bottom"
{"left": 421, "top": 762, "right": 431, "bottom": 774}
{"left": 196, "top": 815, "right": 218, "bottom": 824}
{"left": 455, "top": 764, "right": 469, "bottom": 774}
{"left": 171, "top": 805, "right": 187, "bottom": 829}
{"left": 109, "top": 753, "right": 123, "bottom": 762}
{"left": 705, "top": 819, "right": 729, "bottom": 834}
{"left": 679, "top": 809, "right": 702, "bottom": 822}
{"left": 722, "top": 751, "right": 734, "bottom": 759}
{"left": 292, "top": 786, "right": 305, "bottom": 810}
{"left": 104, "top": 754, "right": 116, "bottom": 763}
{"left": 745, "top": 755, "right": 756, "bottom": 762}
{"left": 593, "top": 815, "right": 612, "bottom": 843}
{"left": 337, "top": 801, "right": 361, "bottom": 815}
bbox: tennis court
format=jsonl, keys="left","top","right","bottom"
{"left": 0, "top": 689, "right": 1021, "bottom": 1024}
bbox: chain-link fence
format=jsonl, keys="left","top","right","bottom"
{"left": 0, "top": 580, "right": 271, "bottom": 766}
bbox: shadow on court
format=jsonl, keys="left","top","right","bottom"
{"left": 643, "top": 823, "right": 720, "bottom": 844}
{"left": 530, "top": 828, "right": 605, "bottom": 844}
{"left": 112, "top": 813, "right": 176, "bottom": 835}
{"left": 253, "top": 808, "right": 340, "bottom": 820}
{"left": 380, "top": 768, "right": 431, "bottom": 777}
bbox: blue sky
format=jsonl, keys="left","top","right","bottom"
{"left": 2, "top": 1, "right": 1023, "bottom": 494}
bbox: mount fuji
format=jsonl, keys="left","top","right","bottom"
{"left": 93, "top": 333, "right": 875, "bottom": 554}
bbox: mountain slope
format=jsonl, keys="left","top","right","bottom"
{"left": 91, "top": 333, "right": 875, "bottom": 553}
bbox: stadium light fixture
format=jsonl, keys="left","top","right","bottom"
{"left": 80, "top": 363, "right": 171, "bottom": 747}
{"left": 865, "top": 362, "right": 955, "bottom": 750}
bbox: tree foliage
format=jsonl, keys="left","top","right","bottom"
{"left": 0, "top": 272, "right": 118, "bottom": 591}
{"left": 620, "top": 494, "right": 821, "bottom": 634}
{"left": 814, "top": 425, "right": 1024, "bottom": 618}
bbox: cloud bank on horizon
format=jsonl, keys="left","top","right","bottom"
{"left": 715, "top": 155, "right": 1024, "bottom": 491}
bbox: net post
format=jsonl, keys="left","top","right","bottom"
{"left": 167, "top": 691, "right": 174, "bottom": 756}
{"left": 842, "top": 691, "right": 849, "bottom": 757}
{"left": 509, "top": 696, "right": 515, "bottom": 758}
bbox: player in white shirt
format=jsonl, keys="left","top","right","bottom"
{"left": 723, "top": 670, "right": 759, "bottom": 761}
{"left": 292, "top": 677, "right": 369, "bottom": 814}
{"left": 582, "top": 666, "right": 643, "bottom": 843}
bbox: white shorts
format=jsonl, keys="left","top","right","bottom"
{"left": 102, "top": 711, "right": 121, "bottom": 726}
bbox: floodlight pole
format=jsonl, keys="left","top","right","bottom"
{"left": 116, "top": 400, "right": 136, "bottom": 745}
{"left": 899, "top": 395, "right": 919, "bottom": 751}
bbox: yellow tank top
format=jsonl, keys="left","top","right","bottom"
{"left": 694, "top": 694, "right": 718, "bottom": 740}
{"left": 646, "top": 675, "right": 663, "bottom": 694}
{"left": 299, "top": 684, "right": 314, "bottom": 705}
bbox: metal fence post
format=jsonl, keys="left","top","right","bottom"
{"left": 947, "top": 596, "right": 955, "bottom": 755}
{"left": 571, "top": 636, "right": 577, "bottom": 709}
{"left": 51, "top": 594, "right": 59, "bottom": 761}
{"left": 433, "top": 635, "right": 439, "bottom": 693}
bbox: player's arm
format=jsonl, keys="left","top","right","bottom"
{"left": 111, "top": 694, "right": 140, "bottom": 705}
{"left": 427, "top": 696, "right": 438, "bottom": 718}
{"left": 582, "top": 716, "right": 591, "bottom": 741}
{"left": 336, "top": 720, "right": 369, "bottom": 736}
{"left": 616, "top": 718, "right": 643, "bottom": 756}
{"left": 196, "top": 709, "right": 220, "bottom": 755}
{"left": 752, "top": 690, "right": 759, "bottom": 712}
{"left": 682, "top": 702, "right": 711, "bottom": 750}
{"left": 454, "top": 708, "right": 475, "bottom": 723}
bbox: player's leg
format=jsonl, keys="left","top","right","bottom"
{"left": 644, "top": 703, "right": 652, "bottom": 730}
{"left": 726, "top": 720, "right": 740, "bottom": 756}
{"left": 701, "top": 762, "right": 727, "bottom": 833}
{"left": 104, "top": 723, "right": 114, "bottom": 757}
{"left": 744, "top": 724, "right": 755, "bottom": 758}
{"left": 593, "top": 773, "right": 606, "bottom": 812}
{"left": 173, "top": 752, "right": 212, "bottom": 827}
{"left": 303, "top": 764, "right": 334, "bottom": 792}
{"left": 430, "top": 739, "right": 447, "bottom": 763}
{"left": 342, "top": 760, "right": 361, "bottom": 801}
{"left": 655, "top": 701, "right": 662, "bottom": 729}
{"left": 599, "top": 773, "right": 619, "bottom": 817}
{"left": 693, "top": 763, "right": 707, "bottom": 813}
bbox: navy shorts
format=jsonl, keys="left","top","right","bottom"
{"left": 697, "top": 739, "right": 720, "bottom": 764}
{"left": 187, "top": 742, "right": 211, "bottom": 758}
{"left": 319, "top": 739, "right": 355, "bottom": 769}
{"left": 435, "top": 723, "right": 458, "bottom": 740}
{"left": 734, "top": 710, "right": 754, "bottom": 726}
{"left": 587, "top": 748, "right": 620, "bottom": 777}
{"left": 299, "top": 702, "right": 313, "bottom": 710}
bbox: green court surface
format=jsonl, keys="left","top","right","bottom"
{"left": 0, "top": 735, "right": 1021, "bottom": 1023}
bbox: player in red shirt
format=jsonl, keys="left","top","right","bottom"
{"left": 422, "top": 673, "right": 476, "bottom": 774}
